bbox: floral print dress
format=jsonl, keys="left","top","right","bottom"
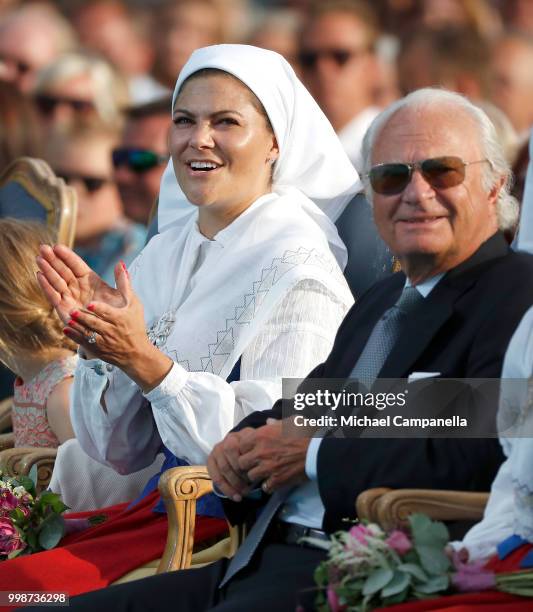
{"left": 12, "top": 355, "right": 77, "bottom": 447}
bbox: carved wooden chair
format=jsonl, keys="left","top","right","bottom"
{"left": 153, "top": 473, "right": 491, "bottom": 574}
{"left": 355, "top": 487, "right": 489, "bottom": 531}
{"left": 107, "top": 465, "right": 246, "bottom": 584}
{"left": 0, "top": 157, "right": 77, "bottom": 246}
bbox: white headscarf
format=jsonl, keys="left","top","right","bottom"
{"left": 157, "top": 44, "right": 362, "bottom": 266}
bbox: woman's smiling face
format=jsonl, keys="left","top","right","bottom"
{"left": 170, "top": 71, "right": 278, "bottom": 236}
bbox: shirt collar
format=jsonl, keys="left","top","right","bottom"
{"left": 405, "top": 272, "right": 445, "bottom": 297}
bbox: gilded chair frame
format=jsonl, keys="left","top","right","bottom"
{"left": 0, "top": 157, "right": 77, "bottom": 247}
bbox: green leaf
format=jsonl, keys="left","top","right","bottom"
{"left": 28, "top": 464, "right": 38, "bottom": 488}
{"left": 397, "top": 562, "right": 429, "bottom": 582}
{"left": 26, "top": 529, "right": 38, "bottom": 551}
{"left": 88, "top": 513, "right": 107, "bottom": 526}
{"left": 362, "top": 568, "right": 394, "bottom": 596}
{"left": 38, "top": 491, "right": 61, "bottom": 506}
{"left": 38, "top": 514, "right": 65, "bottom": 550}
{"left": 48, "top": 497, "right": 69, "bottom": 514}
{"left": 15, "top": 475, "right": 35, "bottom": 495}
{"left": 7, "top": 547, "right": 25, "bottom": 560}
{"left": 381, "top": 586, "right": 410, "bottom": 606}
{"left": 415, "top": 575, "right": 449, "bottom": 594}
{"left": 416, "top": 545, "right": 451, "bottom": 575}
{"left": 9, "top": 507, "right": 27, "bottom": 525}
{"left": 381, "top": 571, "right": 411, "bottom": 597}
{"left": 313, "top": 562, "right": 329, "bottom": 587}
{"left": 409, "top": 514, "right": 449, "bottom": 549}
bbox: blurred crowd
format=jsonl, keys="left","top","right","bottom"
{"left": 1, "top": 0, "right": 533, "bottom": 259}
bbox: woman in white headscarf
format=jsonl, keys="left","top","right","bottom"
{"left": 5, "top": 45, "right": 359, "bottom": 595}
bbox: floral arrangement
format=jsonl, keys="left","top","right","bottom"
{"left": 305, "top": 514, "right": 533, "bottom": 611}
{"left": 0, "top": 468, "right": 68, "bottom": 560}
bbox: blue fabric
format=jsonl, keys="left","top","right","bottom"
{"left": 520, "top": 548, "right": 533, "bottom": 569}
{"left": 127, "top": 448, "right": 224, "bottom": 518}
{"left": 127, "top": 358, "right": 242, "bottom": 519}
{"left": 75, "top": 222, "right": 146, "bottom": 285}
{"left": 497, "top": 534, "right": 528, "bottom": 559}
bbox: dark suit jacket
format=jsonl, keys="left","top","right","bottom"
{"left": 225, "top": 233, "right": 533, "bottom": 532}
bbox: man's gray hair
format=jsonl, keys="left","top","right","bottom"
{"left": 361, "top": 88, "right": 519, "bottom": 231}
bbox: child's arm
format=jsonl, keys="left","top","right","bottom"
{"left": 46, "top": 378, "right": 75, "bottom": 444}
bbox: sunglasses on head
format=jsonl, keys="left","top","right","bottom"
{"left": 298, "top": 47, "right": 367, "bottom": 69}
{"left": 34, "top": 94, "right": 95, "bottom": 116}
{"left": 112, "top": 148, "right": 168, "bottom": 173}
{"left": 368, "top": 156, "right": 490, "bottom": 195}
{"left": 55, "top": 171, "right": 110, "bottom": 194}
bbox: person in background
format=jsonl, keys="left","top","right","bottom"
{"left": 0, "top": 3, "right": 77, "bottom": 92}
{"left": 113, "top": 97, "right": 171, "bottom": 227}
{"left": 397, "top": 27, "right": 491, "bottom": 100}
{"left": 248, "top": 9, "right": 302, "bottom": 73}
{"left": 489, "top": 31, "right": 533, "bottom": 139}
{"left": 45, "top": 123, "right": 146, "bottom": 285}
{"left": 0, "top": 80, "right": 43, "bottom": 171}
{"left": 149, "top": 0, "right": 223, "bottom": 90}
{"left": 33, "top": 52, "right": 129, "bottom": 134}
{"left": 417, "top": 0, "right": 502, "bottom": 40}
{"left": 298, "top": 0, "right": 381, "bottom": 171}
{"left": 501, "top": 0, "right": 533, "bottom": 35}
{"left": 67, "top": 0, "right": 162, "bottom": 105}
{"left": 0, "top": 220, "right": 77, "bottom": 447}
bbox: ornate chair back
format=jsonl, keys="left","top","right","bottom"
{"left": 0, "top": 157, "right": 77, "bottom": 246}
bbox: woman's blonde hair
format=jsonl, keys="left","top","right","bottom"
{"left": 0, "top": 219, "right": 76, "bottom": 360}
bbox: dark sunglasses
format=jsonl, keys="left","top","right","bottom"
{"left": 55, "top": 171, "right": 110, "bottom": 193}
{"left": 112, "top": 148, "right": 168, "bottom": 173}
{"left": 34, "top": 94, "right": 95, "bottom": 116}
{"left": 368, "top": 156, "right": 490, "bottom": 195}
{"left": 0, "top": 54, "right": 31, "bottom": 75}
{"left": 298, "top": 47, "right": 367, "bottom": 69}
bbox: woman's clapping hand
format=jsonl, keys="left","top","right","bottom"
{"left": 36, "top": 244, "right": 124, "bottom": 325}
{"left": 38, "top": 249, "right": 173, "bottom": 391}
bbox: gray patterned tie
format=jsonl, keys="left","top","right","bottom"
{"left": 219, "top": 486, "right": 293, "bottom": 588}
{"left": 350, "top": 285, "right": 424, "bottom": 388}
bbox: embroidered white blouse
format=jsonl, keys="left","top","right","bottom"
{"left": 71, "top": 198, "right": 354, "bottom": 474}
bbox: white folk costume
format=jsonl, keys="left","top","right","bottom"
{"left": 71, "top": 45, "right": 361, "bottom": 473}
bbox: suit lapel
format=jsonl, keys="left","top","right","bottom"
{"left": 377, "top": 232, "right": 510, "bottom": 385}
{"left": 378, "top": 299, "right": 453, "bottom": 382}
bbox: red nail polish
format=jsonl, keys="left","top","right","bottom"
{"left": 67, "top": 319, "right": 75, "bottom": 327}
{"left": 120, "top": 260, "right": 127, "bottom": 271}
{"left": 63, "top": 327, "right": 71, "bottom": 336}
{"left": 71, "top": 310, "right": 79, "bottom": 319}
{"left": 87, "top": 304, "right": 95, "bottom": 312}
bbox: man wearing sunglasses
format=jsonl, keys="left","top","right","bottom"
{"left": 51, "top": 90, "right": 533, "bottom": 612}
{"left": 298, "top": 0, "right": 380, "bottom": 171}
{"left": 113, "top": 97, "right": 171, "bottom": 226}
